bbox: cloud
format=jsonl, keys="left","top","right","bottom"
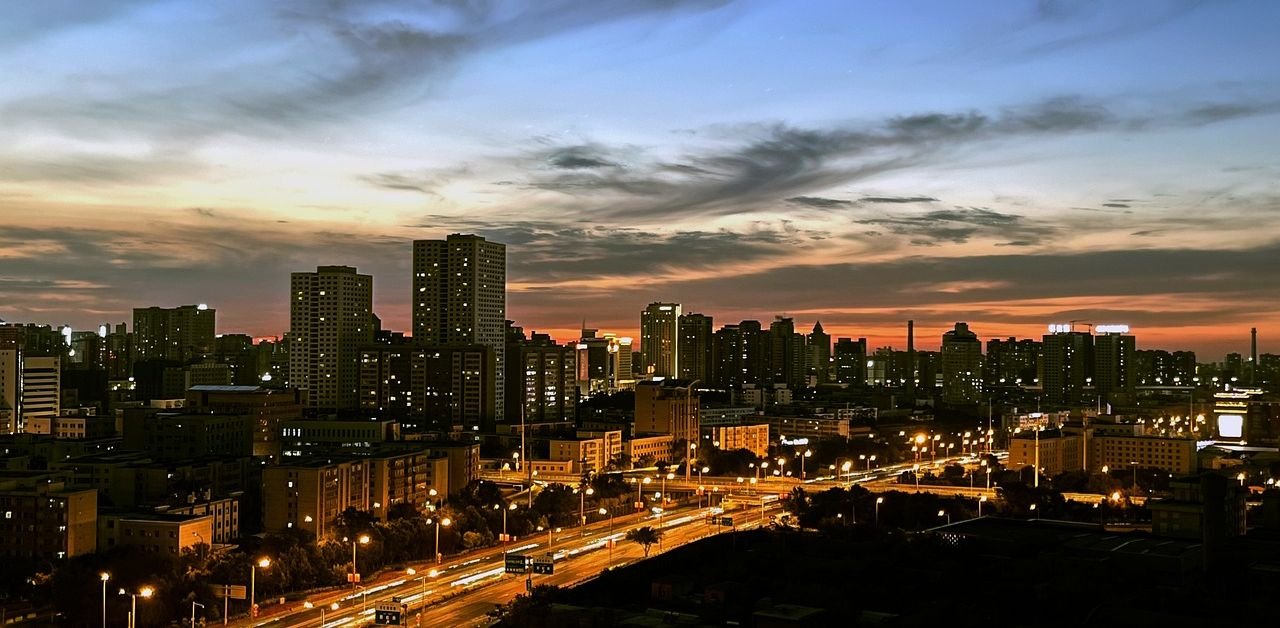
{"left": 545, "top": 145, "right": 619, "bottom": 170}
{"left": 858, "top": 196, "right": 939, "bottom": 204}
{"left": 786, "top": 196, "right": 851, "bottom": 208}
{"left": 1101, "top": 202, "right": 1129, "bottom": 208}
{"left": 855, "top": 208, "right": 1054, "bottom": 245}
{"left": 359, "top": 166, "right": 471, "bottom": 195}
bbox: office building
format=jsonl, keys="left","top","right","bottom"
{"left": 832, "top": 337, "right": 867, "bottom": 386}
{"left": 625, "top": 434, "right": 674, "bottom": 466}
{"left": 1094, "top": 329, "right": 1136, "bottom": 400}
{"left": 289, "top": 266, "right": 374, "bottom": 411}
{"left": 806, "top": 322, "right": 831, "bottom": 385}
{"left": 1042, "top": 329, "right": 1093, "bottom": 406}
{"left": 640, "top": 303, "right": 681, "bottom": 378}
{"left": 279, "top": 418, "right": 399, "bottom": 457}
{"left": 20, "top": 355, "right": 60, "bottom": 428}
{"left": 575, "top": 329, "right": 633, "bottom": 396}
{"left": 412, "top": 234, "right": 507, "bottom": 419}
{"left": 677, "top": 313, "right": 713, "bottom": 385}
{"left": 133, "top": 305, "right": 216, "bottom": 363}
{"left": 941, "top": 322, "right": 983, "bottom": 404}
{"left": 98, "top": 511, "right": 214, "bottom": 555}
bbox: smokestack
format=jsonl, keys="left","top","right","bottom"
{"left": 1251, "top": 327, "right": 1258, "bottom": 386}
{"left": 906, "top": 320, "right": 915, "bottom": 397}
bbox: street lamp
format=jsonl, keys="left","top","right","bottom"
{"left": 431, "top": 517, "right": 452, "bottom": 563}
{"left": 912, "top": 464, "right": 920, "bottom": 491}
{"left": 937, "top": 509, "right": 950, "bottom": 525}
{"left": 800, "top": 449, "right": 812, "bottom": 479}
{"left": 190, "top": 601, "right": 204, "bottom": 628}
{"left": 348, "top": 535, "right": 369, "bottom": 585}
{"left": 841, "top": 460, "right": 853, "bottom": 481}
{"left": 875, "top": 497, "right": 884, "bottom": 526}
{"left": 250, "top": 557, "right": 270, "bottom": 619}
{"left": 1237, "top": 472, "right": 1246, "bottom": 486}
{"left": 123, "top": 586, "right": 154, "bottom": 628}
{"left": 599, "top": 507, "right": 614, "bottom": 566}
{"left": 1030, "top": 503, "right": 1038, "bottom": 520}
{"left": 578, "top": 486, "right": 594, "bottom": 525}
{"left": 497, "top": 502, "right": 517, "bottom": 548}
{"left": 99, "top": 572, "right": 110, "bottom": 628}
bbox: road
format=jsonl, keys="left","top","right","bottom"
{"left": 239, "top": 501, "right": 778, "bottom": 628}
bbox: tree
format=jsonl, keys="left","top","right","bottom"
{"left": 625, "top": 526, "right": 663, "bottom": 558}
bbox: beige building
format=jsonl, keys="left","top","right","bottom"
{"left": 1007, "top": 427, "right": 1197, "bottom": 476}
{"left": 634, "top": 380, "right": 699, "bottom": 446}
{"left": 549, "top": 430, "right": 622, "bottom": 474}
{"left": 100, "top": 512, "right": 214, "bottom": 555}
{"left": 626, "top": 434, "right": 674, "bottom": 466}
{"left": 290, "top": 266, "right": 374, "bottom": 411}
{"left": 711, "top": 424, "right": 770, "bottom": 459}
{"left": 1007, "top": 430, "right": 1084, "bottom": 477}
{"left": 156, "top": 495, "right": 241, "bottom": 544}
{"left": 0, "top": 470, "right": 97, "bottom": 559}
{"left": 263, "top": 458, "right": 371, "bottom": 539}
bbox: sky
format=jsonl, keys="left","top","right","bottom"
{"left": 1, "top": 0, "right": 1278, "bottom": 357}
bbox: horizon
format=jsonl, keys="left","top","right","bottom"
{"left": 3, "top": 0, "right": 1278, "bottom": 358}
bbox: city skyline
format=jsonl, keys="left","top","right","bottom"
{"left": 3, "top": 0, "right": 1280, "bottom": 355}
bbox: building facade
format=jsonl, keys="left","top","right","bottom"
{"left": 289, "top": 266, "right": 374, "bottom": 411}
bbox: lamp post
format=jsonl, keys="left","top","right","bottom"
{"left": 875, "top": 497, "right": 884, "bottom": 526}
{"left": 841, "top": 460, "right": 853, "bottom": 481}
{"left": 912, "top": 464, "right": 920, "bottom": 491}
{"left": 578, "top": 487, "right": 594, "bottom": 526}
{"left": 800, "top": 449, "right": 812, "bottom": 479}
{"left": 99, "top": 572, "right": 110, "bottom": 628}
{"left": 250, "top": 557, "right": 270, "bottom": 619}
{"left": 406, "top": 568, "right": 430, "bottom": 609}
{"left": 1030, "top": 503, "right": 1039, "bottom": 520}
{"left": 431, "top": 517, "right": 451, "bottom": 563}
{"left": 1131, "top": 461, "right": 1139, "bottom": 490}
{"left": 190, "top": 602, "right": 204, "bottom": 628}
{"left": 686, "top": 442, "right": 696, "bottom": 481}
{"left": 981, "top": 459, "right": 990, "bottom": 490}
{"left": 978, "top": 495, "right": 987, "bottom": 517}
{"left": 937, "top": 509, "right": 950, "bottom": 525}
{"left": 599, "top": 507, "right": 614, "bottom": 566}
{"left": 348, "top": 534, "right": 369, "bottom": 584}
{"left": 125, "top": 586, "right": 154, "bottom": 628}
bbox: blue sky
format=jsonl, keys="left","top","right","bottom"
{"left": 2, "top": 0, "right": 1278, "bottom": 354}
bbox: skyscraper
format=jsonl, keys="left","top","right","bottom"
{"left": 412, "top": 234, "right": 507, "bottom": 419}
{"left": 677, "top": 312, "right": 713, "bottom": 384}
{"left": 806, "top": 321, "right": 831, "bottom": 385}
{"left": 1094, "top": 328, "right": 1136, "bottom": 400}
{"left": 640, "top": 303, "right": 681, "bottom": 378}
{"left": 1042, "top": 328, "right": 1093, "bottom": 406}
{"left": 289, "top": 266, "right": 373, "bottom": 411}
{"left": 941, "top": 322, "right": 983, "bottom": 404}
{"left": 133, "top": 304, "right": 216, "bottom": 362}
{"left": 984, "top": 337, "right": 1042, "bottom": 387}
{"left": 768, "top": 316, "right": 803, "bottom": 389}
{"left": 832, "top": 337, "right": 867, "bottom": 385}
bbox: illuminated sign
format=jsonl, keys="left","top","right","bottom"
{"left": 1217, "top": 414, "right": 1244, "bottom": 439}
{"left": 1047, "top": 323, "right": 1071, "bottom": 333}
{"left": 779, "top": 437, "right": 810, "bottom": 446}
{"left": 197, "top": 303, "right": 209, "bottom": 310}
{"left": 1095, "top": 324, "right": 1130, "bottom": 334}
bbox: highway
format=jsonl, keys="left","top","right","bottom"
{"left": 238, "top": 500, "right": 779, "bottom": 628}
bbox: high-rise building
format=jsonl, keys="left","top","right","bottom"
{"left": 574, "top": 329, "right": 633, "bottom": 396}
{"left": 133, "top": 305, "right": 216, "bottom": 363}
{"left": 412, "top": 235, "right": 507, "bottom": 418}
{"left": 640, "top": 303, "right": 681, "bottom": 378}
{"left": 1042, "top": 329, "right": 1093, "bottom": 406}
{"left": 984, "top": 337, "right": 1042, "bottom": 387}
{"left": 677, "top": 313, "right": 713, "bottom": 384}
{"left": 289, "top": 266, "right": 374, "bottom": 411}
{"left": 20, "top": 355, "right": 60, "bottom": 429}
{"left": 806, "top": 322, "right": 831, "bottom": 385}
{"left": 359, "top": 345, "right": 496, "bottom": 430}
{"left": 832, "top": 337, "right": 867, "bottom": 385}
{"left": 513, "top": 332, "right": 577, "bottom": 423}
{"left": 941, "top": 322, "right": 983, "bottom": 404}
{"left": 0, "top": 329, "right": 18, "bottom": 434}
{"left": 1094, "top": 329, "right": 1136, "bottom": 400}
{"left": 769, "top": 317, "right": 803, "bottom": 389}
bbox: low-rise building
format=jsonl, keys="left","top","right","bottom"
{"left": 762, "top": 415, "right": 849, "bottom": 441}
{"left": 626, "top": 434, "right": 674, "bottom": 466}
{"left": 710, "top": 424, "right": 770, "bottom": 458}
{"left": 0, "top": 470, "right": 97, "bottom": 559}
{"left": 121, "top": 408, "right": 254, "bottom": 461}
{"left": 550, "top": 430, "right": 622, "bottom": 473}
{"left": 186, "top": 385, "right": 303, "bottom": 458}
{"left": 154, "top": 494, "right": 241, "bottom": 544}
{"left": 279, "top": 418, "right": 399, "bottom": 457}
{"left": 1091, "top": 434, "right": 1197, "bottom": 475}
{"left": 99, "top": 511, "right": 214, "bottom": 555}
